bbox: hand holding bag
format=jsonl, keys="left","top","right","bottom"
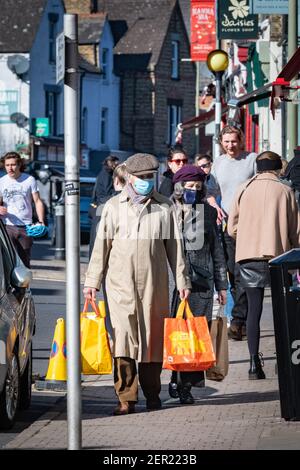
{"left": 163, "top": 299, "right": 216, "bottom": 371}
{"left": 81, "top": 299, "right": 112, "bottom": 375}
{"left": 206, "top": 305, "right": 229, "bottom": 381}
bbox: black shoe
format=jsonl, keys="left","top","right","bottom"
{"left": 168, "top": 382, "right": 179, "bottom": 399}
{"left": 228, "top": 324, "right": 243, "bottom": 341}
{"left": 179, "top": 387, "right": 194, "bottom": 405}
{"left": 248, "top": 353, "right": 266, "bottom": 380}
{"left": 146, "top": 398, "right": 162, "bottom": 411}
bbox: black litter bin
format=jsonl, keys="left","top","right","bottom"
{"left": 269, "top": 249, "right": 300, "bottom": 421}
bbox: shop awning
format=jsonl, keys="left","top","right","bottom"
{"left": 270, "top": 47, "right": 300, "bottom": 118}
{"left": 227, "top": 82, "right": 272, "bottom": 109}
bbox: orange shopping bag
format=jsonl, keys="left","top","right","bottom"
{"left": 81, "top": 299, "right": 112, "bottom": 375}
{"left": 163, "top": 299, "right": 216, "bottom": 371}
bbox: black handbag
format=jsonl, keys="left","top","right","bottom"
{"left": 190, "top": 264, "right": 213, "bottom": 290}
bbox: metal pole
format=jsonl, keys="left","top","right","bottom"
{"left": 195, "top": 61, "right": 200, "bottom": 154}
{"left": 54, "top": 203, "right": 65, "bottom": 260}
{"left": 287, "top": 0, "right": 298, "bottom": 161}
{"left": 64, "top": 14, "right": 82, "bottom": 450}
{"left": 214, "top": 71, "right": 222, "bottom": 160}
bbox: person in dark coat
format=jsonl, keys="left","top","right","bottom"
{"left": 169, "top": 165, "right": 228, "bottom": 404}
{"left": 284, "top": 149, "right": 300, "bottom": 207}
{"left": 158, "top": 146, "right": 188, "bottom": 198}
{"left": 89, "top": 155, "right": 119, "bottom": 258}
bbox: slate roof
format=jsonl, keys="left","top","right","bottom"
{"left": 96, "top": 0, "right": 177, "bottom": 71}
{"left": 78, "top": 14, "right": 106, "bottom": 44}
{"left": 114, "top": 16, "right": 171, "bottom": 65}
{"left": 178, "top": 0, "right": 190, "bottom": 40}
{"left": 97, "top": 0, "right": 176, "bottom": 29}
{"left": 0, "top": 0, "right": 47, "bottom": 52}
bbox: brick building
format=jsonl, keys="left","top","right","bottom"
{"left": 64, "top": 0, "right": 196, "bottom": 159}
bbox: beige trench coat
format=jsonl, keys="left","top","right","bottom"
{"left": 227, "top": 173, "right": 300, "bottom": 262}
{"left": 84, "top": 189, "right": 191, "bottom": 362}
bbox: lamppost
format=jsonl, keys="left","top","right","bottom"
{"left": 206, "top": 49, "right": 229, "bottom": 159}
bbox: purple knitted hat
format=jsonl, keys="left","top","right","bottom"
{"left": 173, "top": 164, "right": 207, "bottom": 183}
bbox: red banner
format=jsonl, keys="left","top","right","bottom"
{"left": 190, "top": 0, "right": 216, "bottom": 62}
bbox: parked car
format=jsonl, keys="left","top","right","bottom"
{"left": 79, "top": 177, "right": 96, "bottom": 239}
{"left": 0, "top": 220, "right": 35, "bottom": 429}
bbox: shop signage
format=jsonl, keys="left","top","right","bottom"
{"left": 250, "top": 0, "right": 288, "bottom": 14}
{"left": 218, "top": 0, "right": 258, "bottom": 40}
{"left": 0, "top": 90, "right": 18, "bottom": 124}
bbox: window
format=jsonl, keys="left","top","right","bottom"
{"left": 0, "top": 226, "right": 15, "bottom": 292}
{"left": 168, "top": 104, "right": 182, "bottom": 146}
{"left": 48, "top": 13, "right": 58, "bottom": 64}
{"left": 46, "top": 91, "right": 58, "bottom": 136}
{"left": 100, "top": 108, "right": 108, "bottom": 145}
{"left": 81, "top": 107, "right": 88, "bottom": 143}
{"left": 90, "top": 0, "right": 98, "bottom": 13}
{"left": 171, "top": 40, "right": 179, "bottom": 79}
{"left": 101, "top": 48, "right": 109, "bottom": 80}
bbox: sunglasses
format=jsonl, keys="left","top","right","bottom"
{"left": 170, "top": 159, "right": 188, "bottom": 165}
{"left": 199, "top": 163, "right": 211, "bottom": 169}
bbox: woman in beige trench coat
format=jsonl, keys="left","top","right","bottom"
{"left": 83, "top": 153, "right": 191, "bottom": 415}
{"left": 227, "top": 151, "right": 300, "bottom": 380}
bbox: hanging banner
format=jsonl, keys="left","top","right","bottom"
{"left": 218, "top": 0, "right": 258, "bottom": 40}
{"left": 190, "top": 0, "right": 216, "bottom": 62}
{"left": 250, "top": 0, "right": 288, "bottom": 14}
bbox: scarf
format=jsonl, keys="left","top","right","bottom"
{"left": 126, "top": 183, "right": 153, "bottom": 210}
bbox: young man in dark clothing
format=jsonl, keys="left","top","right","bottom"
{"left": 89, "top": 155, "right": 119, "bottom": 257}
{"left": 285, "top": 150, "right": 300, "bottom": 207}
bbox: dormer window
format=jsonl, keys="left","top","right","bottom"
{"left": 48, "top": 13, "right": 58, "bottom": 64}
{"left": 171, "top": 40, "right": 179, "bottom": 79}
{"left": 101, "top": 48, "right": 109, "bottom": 81}
{"left": 90, "top": 0, "right": 98, "bottom": 13}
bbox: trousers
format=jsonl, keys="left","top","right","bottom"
{"left": 222, "top": 228, "right": 248, "bottom": 326}
{"left": 114, "top": 357, "right": 162, "bottom": 403}
{"left": 5, "top": 225, "right": 32, "bottom": 268}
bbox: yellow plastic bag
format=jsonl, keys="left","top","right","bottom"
{"left": 80, "top": 299, "right": 112, "bottom": 375}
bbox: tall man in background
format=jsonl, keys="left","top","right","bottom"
{"left": 207, "top": 126, "right": 257, "bottom": 340}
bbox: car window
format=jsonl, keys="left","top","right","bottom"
{"left": 0, "top": 226, "right": 14, "bottom": 291}
{"left": 0, "top": 239, "right": 9, "bottom": 297}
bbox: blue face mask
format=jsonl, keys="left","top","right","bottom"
{"left": 183, "top": 189, "right": 198, "bottom": 205}
{"left": 133, "top": 177, "right": 154, "bottom": 195}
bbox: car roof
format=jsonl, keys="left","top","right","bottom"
{"left": 80, "top": 177, "right": 96, "bottom": 183}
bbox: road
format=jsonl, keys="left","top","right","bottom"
{"left": 0, "top": 279, "right": 68, "bottom": 448}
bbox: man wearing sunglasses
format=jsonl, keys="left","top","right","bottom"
{"left": 159, "top": 146, "right": 189, "bottom": 198}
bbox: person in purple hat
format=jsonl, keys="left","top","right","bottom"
{"left": 168, "top": 165, "right": 228, "bottom": 404}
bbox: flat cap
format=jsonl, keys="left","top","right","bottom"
{"left": 125, "top": 153, "right": 159, "bottom": 176}
{"left": 173, "top": 164, "right": 206, "bottom": 183}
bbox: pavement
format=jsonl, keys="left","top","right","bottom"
{"left": 4, "top": 240, "right": 300, "bottom": 450}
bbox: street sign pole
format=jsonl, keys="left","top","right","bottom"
{"left": 287, "top": 0, "right": 298, "bottom": 161}
{"left": 64, "top": 13, "right": 82, "bottom": 450}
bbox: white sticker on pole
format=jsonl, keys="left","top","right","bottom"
{"left": 56, "top": 32, "right": 65, "bottom": 84}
